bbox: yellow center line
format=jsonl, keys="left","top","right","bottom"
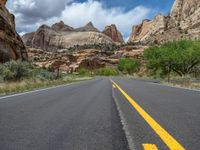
{"left": 111, "top": 80, "right": 185, "bottom": 150}
{"left": 143, "top": 144, "right": 159, "bottom": 150}
{"left": 112, "top": 84, "right": 116, "bottom": 88}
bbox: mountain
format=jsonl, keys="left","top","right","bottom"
{"left": 75, "top": 22, "right": 99, "bottom": 32}
{"left": 22, "top": 21, "right": 113, "bottom": 51}
{"left": 103, "top": 24, "right": 124, "bottom": 44}
{"left": 0, "top": 0, "right": 27, "bottom": 63}
{"left": 51, "top": 21, "right": 74, "bottom": 32}
{"left": 128, "top": 0, "right": 200, "bottom": 44}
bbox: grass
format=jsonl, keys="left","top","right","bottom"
{"left": 0, "top": 76, "right": 93, "bottom": 96}
{"left": 127, "top": 75, "right": 200, "bottom": 90}
{"left": 162, "top": 76, "right": 200, "bottom": 90}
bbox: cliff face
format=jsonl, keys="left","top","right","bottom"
{"left": 128, "top": 14, "right": 166, "bottom": 43}
{"left": 0, "top": 0, "right": 27, "bottom": 63}
{"left": 128, "top": 0, "right": 200, "bottom": 44}
{"left": 170, "top": 0, "right": 200, "bottom": 33}
{"left": 22, "top": 21, "right": 113, "bottom": 51}
{"left": 102, "top": 24, "right": 124, "bottom": 44}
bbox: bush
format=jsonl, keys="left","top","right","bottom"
{"left": 144, "top": 40, "right": 200, "bottom": 80}
{"left": 78, "top": 68, "right": 91, "bottom": 76}
{"left": 38, "top": 70, "right": 58, "bottom": 81}
{"left": 0, "top": 60, "right": 34, "bottom": 81}
{"left": 118, "top": 58, "right": 140, "bottom": 74}
{"left": 94, "top": 67, "right": 119, "bottom": 76}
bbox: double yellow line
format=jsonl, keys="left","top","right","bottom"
{"left": 111, "top": 80, "right": 185, "bottom": 150}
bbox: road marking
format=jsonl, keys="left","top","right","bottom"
{"left": 143, "top": 144, "right": 158, "bottom": 150}
{"left": 111, "top": 80, "right": 185, "bottom": 150}
{"left": 112, "top": 84, "right": 116, "bottom": 88}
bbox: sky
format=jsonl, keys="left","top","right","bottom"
{"left": 7, "top": 0, "right": 175, "bottom": 40}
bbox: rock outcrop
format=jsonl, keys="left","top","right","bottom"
{"left": 28, "top": 45, "right": 145, "bottom": 73}
{"left": 128, "top": 15, "right": 167, "bottom": 43}
{"left": 103, "top": 24, "right": 124, "bottom": 44}
{"left": 22, "top": 21, "right": 113, "bottom": 51}
{"left": 75, "top": 22, "right": 99, "bottom": 32}
{"left": 128, "top": 0, "right": 200, "bottom": 44}
{"left": 0, "top": 0, "right": 27, "bottom": 63}
{"left": 170, "top": 0, "right": 200, "bottom": 35}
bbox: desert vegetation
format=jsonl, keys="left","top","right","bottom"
{"left": 0, "top": 60, "right": 92, "bottom": 95}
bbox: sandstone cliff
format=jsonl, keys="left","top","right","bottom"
{"left": 128, "top": 0, "right": 200, "bottom": 44}
{"left": 102, "top": 24, "right": 124, "bottom": 44}
{"left": 22, "top": 21, "right": 113, "bottom": 51}
{"left": 0, "top": 0, "right": 27, "bottom": 63}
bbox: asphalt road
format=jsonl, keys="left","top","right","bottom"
{"left": 111, "top": 77, "right": 200, "bottom": 150}
{"left": 0, "top": 77, "right": 199, "bottom": 150}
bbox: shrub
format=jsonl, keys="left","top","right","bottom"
{"left": 38, "top": 70, "right": 58, "bottom": 81}
{"left": 118, "top": 58, "right": 140, "bottom": 74}
{"left": 94, "top": 67, "right": 119, "bottom": 76}
{"left": 78, "top": 68, "right": 91, "bottom": 76}
{"left": 0, "top": 60, "right": 34, "bottom": 81}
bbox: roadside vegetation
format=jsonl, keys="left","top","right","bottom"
{"left": 118, "top": 58, "right": 140, "bottom": 74}
{"left": 78, "top": 67, "right": 119, "bottom": 76}
{"left": 143, "top": 40, "right": 200, "bottom": 89}
{"left": 0, "top": 60, "right": 92, "bottom": 95}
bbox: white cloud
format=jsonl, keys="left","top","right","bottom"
{"left": 7, "top": 0, "right": 152, "bottom": 38}
{"left": 59, "top": 0, "right": 151, "bottom": 37}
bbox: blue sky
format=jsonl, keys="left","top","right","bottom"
{"left": 7, "top": 0, "right": 175, "bottom": 39}
{"left": 80, "top": 0, "right": 175, "bottom": 14}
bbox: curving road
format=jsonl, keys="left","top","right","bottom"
{"left": 0, "top": 77, "right": 199, "bottom": 150}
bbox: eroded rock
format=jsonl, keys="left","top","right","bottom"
{"left": 0, "top": 0, "right": 27, "bottom": 63}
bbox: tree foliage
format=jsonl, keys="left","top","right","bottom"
{"left": 144, "top": 40, "right": 200, "bottom": 79}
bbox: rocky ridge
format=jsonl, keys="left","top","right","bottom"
{"left": 103, "top": 24, "right": 124, "bottom": 44}
{"left": 0, "top": 0, "right": 27, "bottom": 63}
{"left": 22, "top": 21, "right": 125, "bottom": 51}
{"left": 128, "top": 0, "right": 200, "bottom": 44}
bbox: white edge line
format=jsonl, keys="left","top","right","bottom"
{"left": 0, "top": 80, "right": 91, "bottom": 100}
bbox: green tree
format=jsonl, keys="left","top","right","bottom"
{"left": 144, "top": 40, "right": 200, "bottom": 81}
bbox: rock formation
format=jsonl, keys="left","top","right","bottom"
{"left": 128, "top": 0, "right": 200, "bottom": 44}
{"left": 103, "top": 24, "right": 124, "bottom": 44}
{"left": 75, "top": 22, "right": 99, "bottom": 32}
{"left": 28, "top": 45, "right": 145, "bottom": 73}
{"left": 0, "top": 0, "right": 27, "bottom": 63}
{"left": 170, "top": 0, "right": 200, "bottom": 35}
{"left": 22, "top": 21, "right": 113, "bottom": 51}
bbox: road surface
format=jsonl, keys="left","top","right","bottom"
{"left": 0, "top": 77, "right": 199, "bottom": 150}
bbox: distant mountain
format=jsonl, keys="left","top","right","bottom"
{"left": 51, "top": 21, "right": 74, "bottom": 32}
{"left": 74, "top": 22, "right": 99, "bottom": 32}
{"left": 22, "top": 21, "right": 114, "bottom": 51}
{"left": 103, "top": 24, "right": 124, "bottom": 44}
{"left": 128, "top": 0, "right": 200, "bottom": 44}
{"left": 0, "top": 0, "right": 27, "bottom": 63}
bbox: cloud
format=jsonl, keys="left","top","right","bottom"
{"left": 60, "top": 0, "right": 151, "bottom": 37}
{"left": 7, "top": 0, "right": 152, "bottom": 38}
